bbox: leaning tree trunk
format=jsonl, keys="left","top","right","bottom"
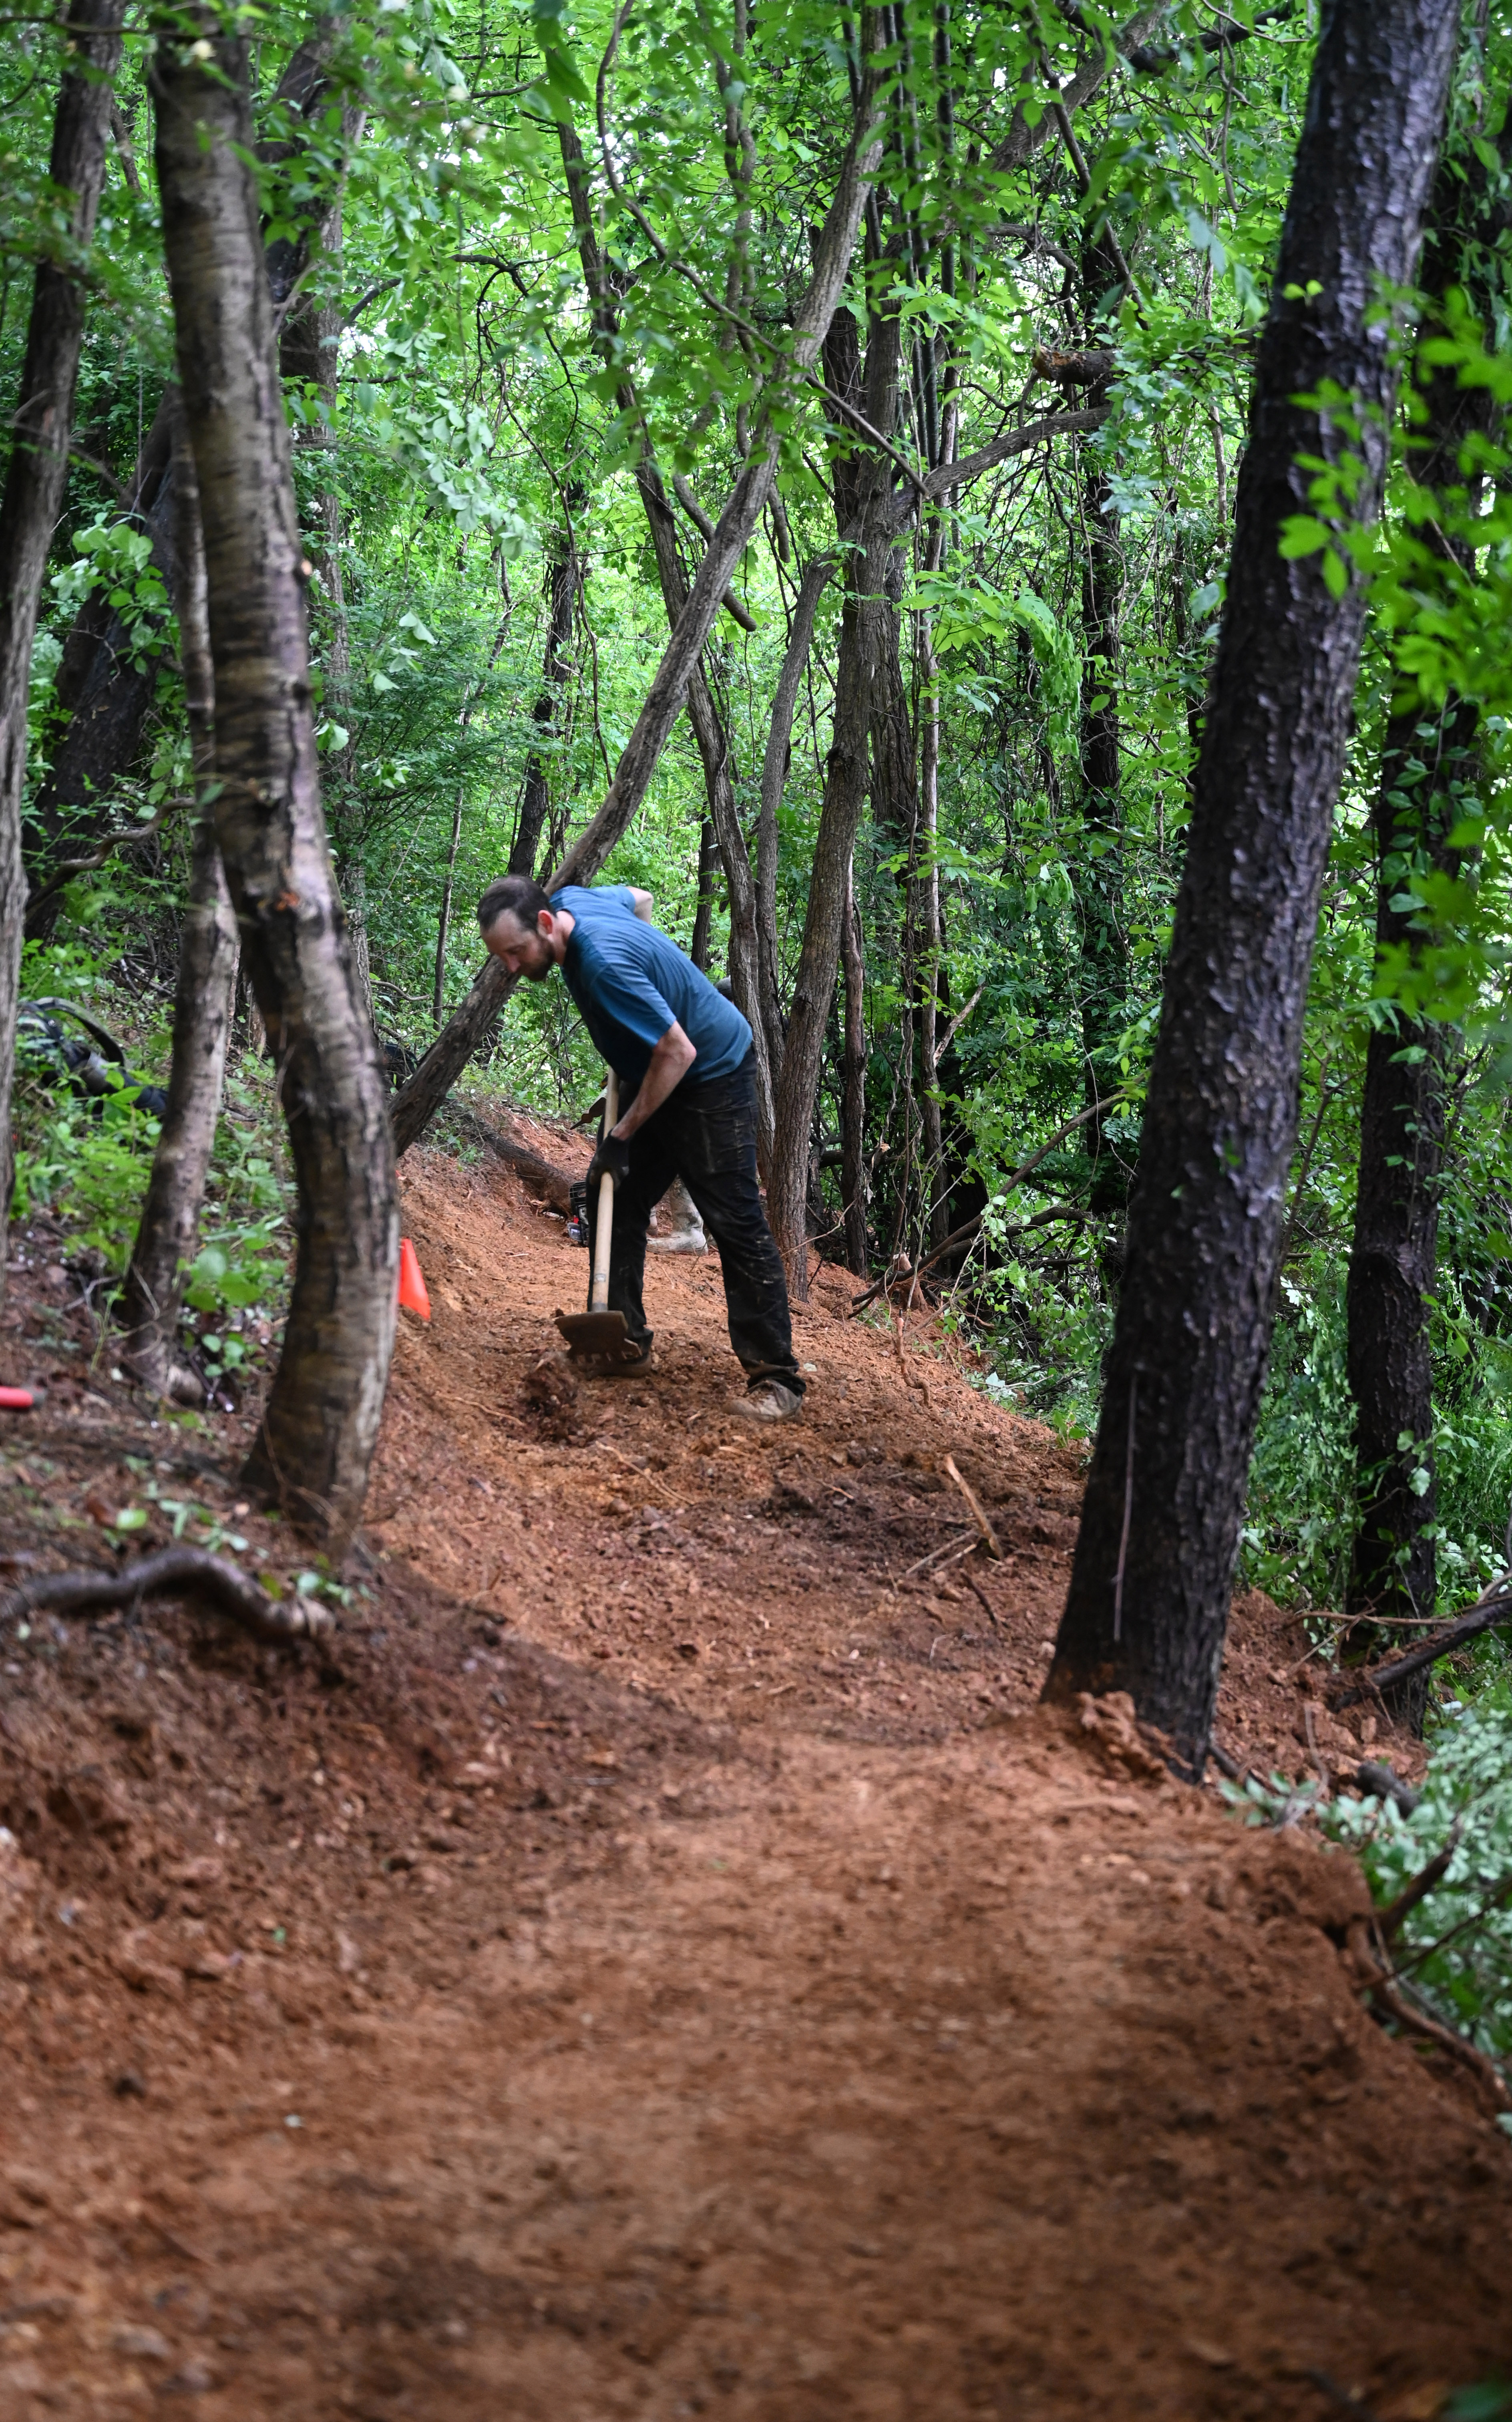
{"left": 0, "top": 0, "right": 125, "bottom": 1269}
{"left": 153, "top": 14, "right": 398, "bottom": 1553}
{"left": 555, "top": 113, "right": 778, "bottom": 1167}
{"left": 1344, "top": 108, "right": 1512, "bottom": 1723}
{"left": 387, "top": 55, "right": 885, "bottom": 1158}
{"left": 118, "top": 404, "right": 240, "bottom": 1400}
{"left": 1045, "top": 0, "right": 1460, "bottom": 1777}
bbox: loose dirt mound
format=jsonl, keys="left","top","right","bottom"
{"left": 0, "top": 1133, "right": 1506, "bottom": 2420}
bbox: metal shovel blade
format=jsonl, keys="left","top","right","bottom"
{"left": 554, "top": 1306, "right": 631, "bottom": 1363}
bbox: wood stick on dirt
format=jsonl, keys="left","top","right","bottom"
{"left": 0, "top": 1547, "right": 334, "bottom": 1644}
{"left": 964, "top": 1565, "right": 1001, "bottom": 1629}
{"left": 943, "top": 1457, "right": 1001, "bottom": 1560}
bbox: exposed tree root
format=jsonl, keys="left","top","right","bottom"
{"left": 0, "top": 1548, "right": 333, "bottom": 1645}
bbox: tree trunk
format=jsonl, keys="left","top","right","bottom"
{"left": 22, "top": 16, "right": 345, "bottom": 933}
{"left": 840, "top": 852, "right": 869, "bottom": 1275}
{"left": 153, "top": 12, "right": 398, "bottom": 1554}
{"left": 690, "top": 818, "right": 719, "bottom": 972}
{"left": 119, "top": 404, "right": 239, "bottom": 1398}
{"left": 509, "top": 514, "right": 581, "bottom": 879}
{"left": 0, "top": 0, "right": 125, "bottom": 1265}
{"left": 1045, "top": 0, "right": 1460, "bottom": 1777}
{"left": 388, "top": 57, "right": 885, "bottom": 1159}
{"left": 1344, "top": 111, "right": 1511, "bottom": 1722}
{"left": 756, "top": 553, "right": 835, "bottom": 1082}
{"left": 767, "top": 306, "right": 900, "bottom": 1295}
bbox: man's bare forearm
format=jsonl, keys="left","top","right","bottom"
{"left": 615, "top": 1023, "right": 696, "bottom": 1136}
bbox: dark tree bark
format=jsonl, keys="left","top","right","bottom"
{"left": 22, "top": 14, "right": 349, "bottom": 934}
{"left": 388, "top": 54, "right": 886, "bottom": 1159}
{"left": 434, "top": 600, "right": 515, "bottom": 1026}
{"left": 22, "top": 398, "right": 176, "bottom": 931}
{"left": 509, "top": 512, "right": 581, "bottom": 880}
{"left": 1046, "top": 0, "right": 1460, "bottom": 1776}
{"left": 153, "top": 13, "right": 398, "bottom": 1553}
{"left": 840, "top": 852, "right": 869, "bottom": 1274}
{"left": 767, "top": 304, "right": 901, "bottom": 1294}
{"left": 1344, "top": 113, "right": 1512, "bottom": 1719}
{"left": 118, "top": 403, "right": 239, "bottom": 1400}
{"left": 0, "top": 0, "right": 125, "bottom": 1261}
{"left": 690, "top": 818, "right": 720, "bottom": 972}
{"left": 756, "top": 552, "right": 835, "bottom": 1073}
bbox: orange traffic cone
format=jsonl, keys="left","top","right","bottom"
{"left": 397, "top": 1237, "right": 431, "bottom": 1321}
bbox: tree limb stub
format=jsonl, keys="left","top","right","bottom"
{"left": 0, "top": 1548, "right": 334, "bottom": 1645}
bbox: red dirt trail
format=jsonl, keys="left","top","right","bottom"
{"left": 0, "top": 1120, "right": 1509, "bottom": 2422}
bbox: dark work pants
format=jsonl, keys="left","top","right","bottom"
{"left": 589, "top": 1050, "right": 802, "bottom": 1393}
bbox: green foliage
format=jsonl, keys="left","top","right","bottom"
{"left": 6, "top": 0, "right": 1512, "bottom": 1662}
{"left": 1326, "top": 1678, "right": 1512, "bottom": 2064}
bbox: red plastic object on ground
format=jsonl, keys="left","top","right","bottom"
{"left": 397, "top": 1238, "right": 431, "bottom": 1321}
{"left": 0, "top": 1387, "right": 34, "bottom": 1410}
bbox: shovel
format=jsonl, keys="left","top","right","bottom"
{"left": 555, "top": 1071, "right": 634, "bottom": 1366}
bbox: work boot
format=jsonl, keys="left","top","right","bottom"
{"left": 729, "top": 1378, "right": 803, "bottom": 1424}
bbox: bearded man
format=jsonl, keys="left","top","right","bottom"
{"left": 478, "top": 874, "right": 803, "bottom": 1424}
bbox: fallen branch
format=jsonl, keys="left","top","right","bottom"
{"left": 1375, "top": 1821, "right": 1462, "bottom": 1942}
{"left": 1333, "top": 1576, "right": 1512, "bottom": 1706}
{"left": 0, "top": 1548, "right": 333, "bottom": 1644}
{"left": 943, "top": 1456, "right": 1001, "bottom": 1561}
{"left": 1345, "top": 1914, "right": 1510, "bottom": 2110}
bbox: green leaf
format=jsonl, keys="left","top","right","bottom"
{"left": 1278, "top": 516, "right": 1330, "bottom": 559}
{"left": 1321, "top": 547, "right": 1349, "bottom": 599}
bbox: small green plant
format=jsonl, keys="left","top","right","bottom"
{"left": 1324, "top": 1681, "right": 1512, "bottom": 2064}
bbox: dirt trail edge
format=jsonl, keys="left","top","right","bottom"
{"left": 1, "top": 1128, "right": 1509, "bottom": 2422}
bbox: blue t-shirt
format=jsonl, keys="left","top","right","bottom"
{"left": 551, "top": 885, "right": 753, "bottom": 1093}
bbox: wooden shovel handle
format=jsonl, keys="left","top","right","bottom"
{"left": 590, "top": 1070, "right": 619, "bottom": 1312}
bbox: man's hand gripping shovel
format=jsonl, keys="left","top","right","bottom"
{"left": 555, "top": 1072, "right": 641, "bottom": 1372}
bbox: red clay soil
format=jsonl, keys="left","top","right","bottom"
{"left": 0, "top": 1120, "right": 1509, "bottom": 2422}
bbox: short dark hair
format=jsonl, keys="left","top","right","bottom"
{"left": 478, "top": 874, "right": 552, "bottom": 936}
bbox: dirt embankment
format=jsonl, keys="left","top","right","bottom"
{"left": 0, "top": 1125, "right": 1506, "bottom": 2421}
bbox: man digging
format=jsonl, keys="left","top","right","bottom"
{"left": 479, "top": 875, "right": 804, "bottom": 1424}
